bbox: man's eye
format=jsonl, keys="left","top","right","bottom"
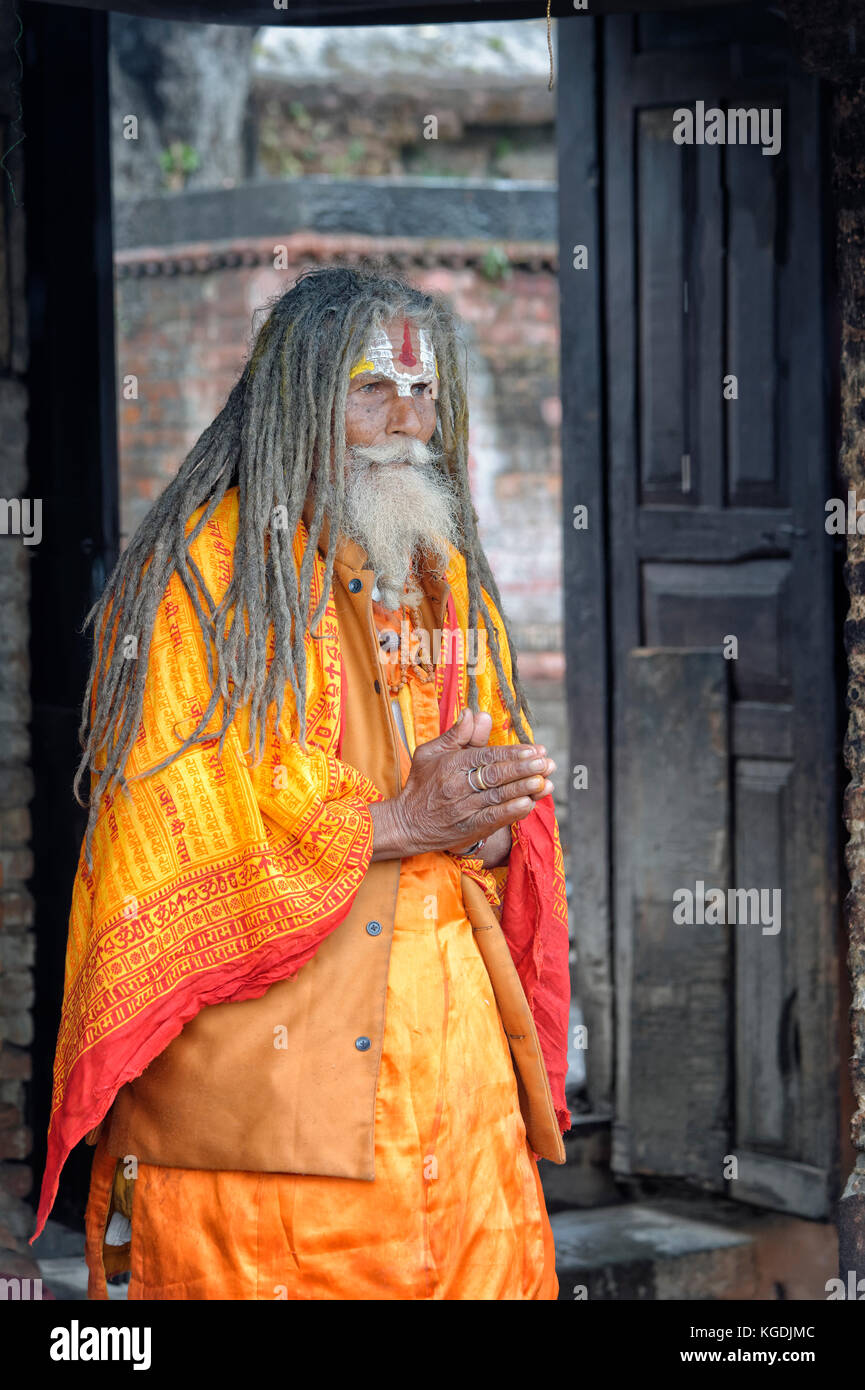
{"left": 361, "top": 382, "right": 381, "bottom": 392}
{"left": 412, "top": 381, "right": 432, "bottom": 395}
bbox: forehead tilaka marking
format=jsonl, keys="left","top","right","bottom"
{"left": 349, "top": 318, "right": 439, "bottom": 399}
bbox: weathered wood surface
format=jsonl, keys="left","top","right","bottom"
{"left": 614, "top": 649, "right": 731, "bottom": 1186}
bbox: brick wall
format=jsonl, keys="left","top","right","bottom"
{"left": 0, "top": 0, "right": 37, "bottom": 1273}
{"left": 115, "top": 230, "right": 571, "bottom": 867}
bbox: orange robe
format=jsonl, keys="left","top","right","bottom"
{"left": 84, "top": 599, "right": 558, "bottom": 1300}
{"left": 33, "top": 490, "right": 569, "bottom": 1298}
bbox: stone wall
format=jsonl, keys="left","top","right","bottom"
{"left": 114, "top": 229, "right": 571, "bottom": 867}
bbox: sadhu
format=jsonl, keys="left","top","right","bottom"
{"left": 33, "top": 264, "right": 571, "bottom": 1302}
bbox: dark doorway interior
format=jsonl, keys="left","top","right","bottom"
{"left": 22, "top": 0, "right": 119, "bottom": 1226}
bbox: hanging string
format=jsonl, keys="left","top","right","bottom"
{"left": 547, "top": 0, "right": 554, "bottom": 91}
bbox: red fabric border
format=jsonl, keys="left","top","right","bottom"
{"left": 436, "top": 592, "right": 461, "bottom": 730}
{"left": 500, "top": 794, "right": 572, "bottom": 1135}
{"left": 434, "top": 595, "right": 571, "bottom": 1135}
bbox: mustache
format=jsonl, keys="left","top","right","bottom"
{"left": 346, "top": 438, "right": 443, "bottom": 469}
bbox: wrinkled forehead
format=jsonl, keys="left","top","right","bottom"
{"left": 349, "top": 316, "right": 439, "bottom": 399}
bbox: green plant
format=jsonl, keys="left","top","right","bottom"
{"left": 480, "top": 245, "right": 512, "bottom": 282}
{"left": 159, "top": 142, "right": 200, "bottom": 186}
{"left": 288, "top": 100, "right": 313, "bottom": 130}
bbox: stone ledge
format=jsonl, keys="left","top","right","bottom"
{"left": 113, "top": 179, "right": 558, "bottom": 254}
{"left": 552, "top": 1195, "right": 838, "bottom": 1301}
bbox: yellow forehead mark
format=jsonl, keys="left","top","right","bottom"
{"left": 349, "top": 354, "right": 439, "bottom": 380}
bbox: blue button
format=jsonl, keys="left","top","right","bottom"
{"left": 355, "top": 1035, "right": 371, "bottom": 1051}
{"left": 348, "top": 578, "right": 362, "bottom": 593}
{"left": 365, "top": 920, "right": 382, "bottom": 936}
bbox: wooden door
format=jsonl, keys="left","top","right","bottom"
{"left": 559, "top": 6, "right": 840, "bottom": 1218}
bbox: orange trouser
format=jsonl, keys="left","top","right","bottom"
{"left": 86, "top": 851, "right": 558, "bottom": 1300}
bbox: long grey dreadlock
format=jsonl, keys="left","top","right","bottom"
{"left": 75, "top": 262, "right": 532, "bottom": 863}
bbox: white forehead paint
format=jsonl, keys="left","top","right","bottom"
{"left": 349, "top": 323, "right": 439, "bottom": 399}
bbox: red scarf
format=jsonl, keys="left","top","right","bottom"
{"left": 433, "top": 594, "right": 571, "bottom": 1134}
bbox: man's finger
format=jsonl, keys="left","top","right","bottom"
{"left": 447, "top": 742, "right": 541, "bottom": 772}
{"left": 424, "top": 707, "right": 477, "bottom": 753}
{"left": 458, "top": 755, "right": 553, "bottom": 794}
{"left": 466, "top": 710, "right": 493, "bottom": 747}
{"left": 418, "top": 708, "right": 498, "bottom": 758}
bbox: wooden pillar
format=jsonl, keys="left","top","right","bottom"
{"left": 783, "top": 0, "right": 865, "bottom": 1281}
{"left": 835, "top": 70, "right": 865, "bottom": 1292}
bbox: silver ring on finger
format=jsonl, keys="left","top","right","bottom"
{"left": 467, "top": 764, "right": 488, "bottom": 793}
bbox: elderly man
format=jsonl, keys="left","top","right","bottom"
{"left": 33, "top": 265, "right": 571, "bottom": 1301}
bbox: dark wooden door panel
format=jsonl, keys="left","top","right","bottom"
{"left": 642, "top": 560, "right": 792, "bottom": 701}
{"left": 637, "top": 108, "right": 726, "bottom": 506}
{"left": 614, "top": 649, "right": 731, "bottom": 1186}
{"left": 727, "top": 140, "right": 788, "bottom": 507}
{"left": 734, "top": 757, "right": 794, "bottom": 1152}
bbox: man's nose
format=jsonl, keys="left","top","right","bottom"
{"left": 385, "top": 394, "right": 426, "bottom": 436}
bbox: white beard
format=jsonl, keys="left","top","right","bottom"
{"left": 341, "top": 438, "right": 461, "bottom": 612}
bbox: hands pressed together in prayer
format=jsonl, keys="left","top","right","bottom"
{"left": 369, "top": 707, "right": 555, "bottom": 868}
